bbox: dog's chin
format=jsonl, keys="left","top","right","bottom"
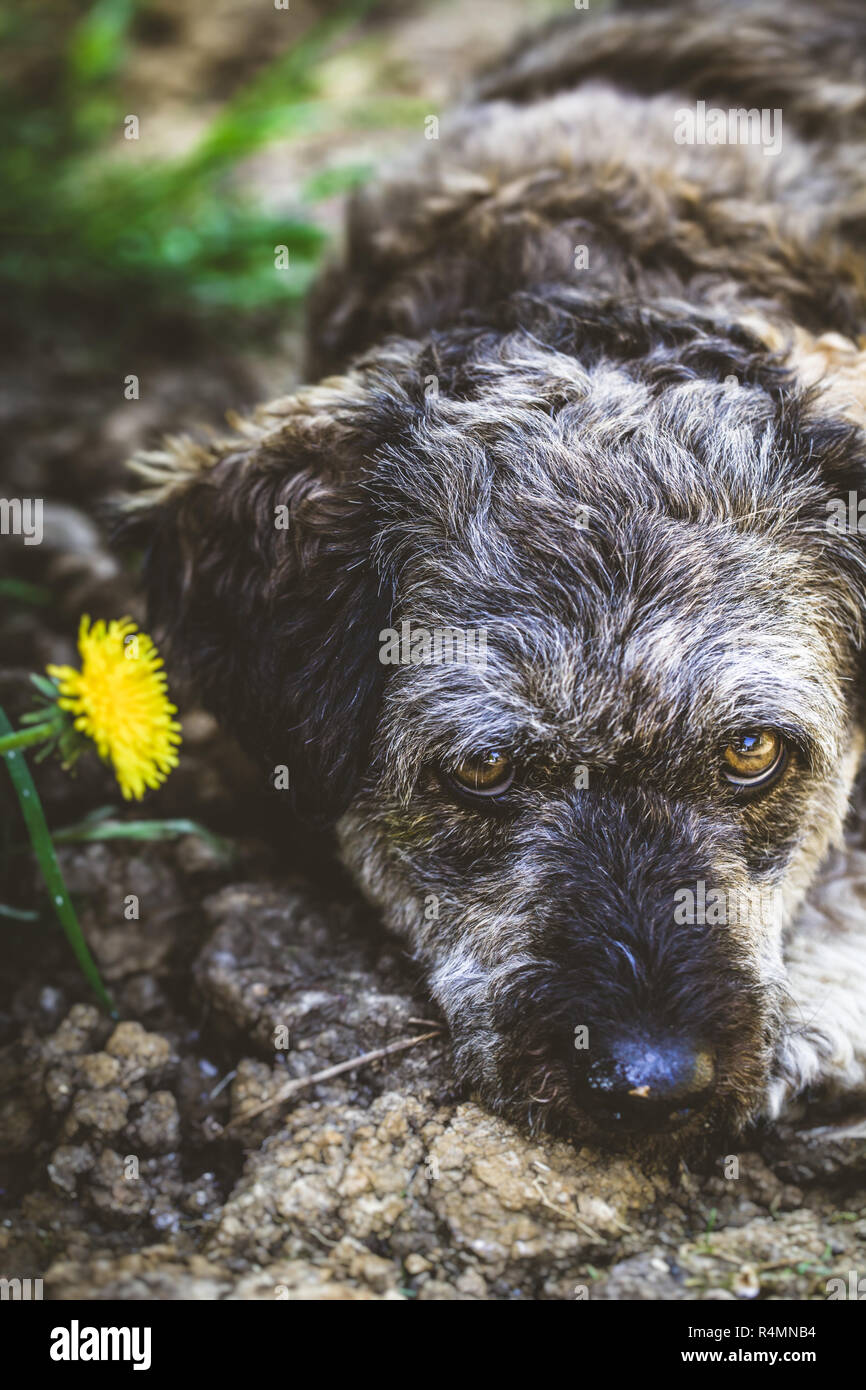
{"left": 475, "top": 1056, "right": 764, "bottom": 1159}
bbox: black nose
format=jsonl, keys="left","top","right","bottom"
{"left": 575, "top": 1033, "right": 716, "bottom": 1132}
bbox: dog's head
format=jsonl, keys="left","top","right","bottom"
{"left": 129, "top": 297, "right": 866, "bottom": 1144}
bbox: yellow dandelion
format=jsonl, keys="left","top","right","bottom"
{"left": 47, "top": 616, "right": 182, "bottom": 800}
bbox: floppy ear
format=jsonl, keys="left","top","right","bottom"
{"left": 123, "top": 375, "right": 395, "bottom": 824}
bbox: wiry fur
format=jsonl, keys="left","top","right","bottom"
{"left": 126, "top": 0, "right": 866, "bottom": 1148}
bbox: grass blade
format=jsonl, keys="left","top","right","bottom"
{"left": 0, "top": 704, "right": 115, "bottom": 1014}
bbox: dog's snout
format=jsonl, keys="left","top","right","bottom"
{"left": 576, "top": 1033, "right": 716, "bottom": 1132}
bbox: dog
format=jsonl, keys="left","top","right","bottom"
{"left": 127, "top": 0, "right": 866, "bottom": 1147}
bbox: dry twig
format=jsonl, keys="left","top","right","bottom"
{"left": 225, "top": 1028, "right": 443, "bottom": 1130}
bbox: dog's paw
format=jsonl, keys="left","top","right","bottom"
{"left": 766, "top": 1023, "right": 866, "bottom": 1120}
{"left": 762, "top": 1113, "right": 866, "bottom": 1185}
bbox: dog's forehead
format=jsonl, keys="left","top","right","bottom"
{"left": 385, "top": 483, "right": 850, "bottom": 771}
{"left": 379, "top": 356, "right": 827, "bottom": 587}
{"left": 391, "top": 576, "right": 844, "bottom": 763}
{"left": 376, "top": 356, "right": 863, "bottom": 770}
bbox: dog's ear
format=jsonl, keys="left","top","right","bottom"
{"left": 123, "top": 375, "right": 395, "bottom": 824}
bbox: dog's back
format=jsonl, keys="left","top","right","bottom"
{"left": 476, "top": 0, "right": 866, "bottom": 134}
{"left": 308, "top": 0, "right": 866, "bottom": 377}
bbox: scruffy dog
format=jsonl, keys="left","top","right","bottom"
{"left": 129, "top": 0, "right": 866, "bottom": 1145}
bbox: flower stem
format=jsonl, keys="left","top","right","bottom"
{"left": 0, "top": 705, "right": 116, "bottom": 1016}
{"left": 0, "top": 721, "right": 61, "bottom": 753}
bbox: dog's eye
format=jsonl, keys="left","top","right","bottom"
{"left": 722, "top": 730, "right": 785, "bottom": 788}
{"left": 448, "top": 751, "right": 515, "bottom": 798}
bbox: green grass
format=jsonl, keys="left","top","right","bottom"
{"left": 0, "top": 0, "right": 411, "bottom": 338}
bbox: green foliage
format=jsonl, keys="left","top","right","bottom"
{"left": 0, "top": 0, "right": 399, "bottom": 332}
{"left": 0, "top": 704, "right": 115, "bottom": 1013}
{"left": 52, "top": 804, "right": 235, "bottom": 863}
{"left": 0, "top": 579, "right": 53, "bottom": 606}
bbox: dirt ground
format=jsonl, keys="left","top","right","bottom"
{"left": 1, "top": 0, "right": 865, "bottom": 1301}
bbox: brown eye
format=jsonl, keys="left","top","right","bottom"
{"left": 448, "top": 751, "right": 515, "bottom": 798}
{"left": 722, "top": 730, "right": 785, "bottom": 788}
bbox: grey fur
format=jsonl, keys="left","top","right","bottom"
{"left": 130, "top": 0, "right": 866, "bottom": 1147}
